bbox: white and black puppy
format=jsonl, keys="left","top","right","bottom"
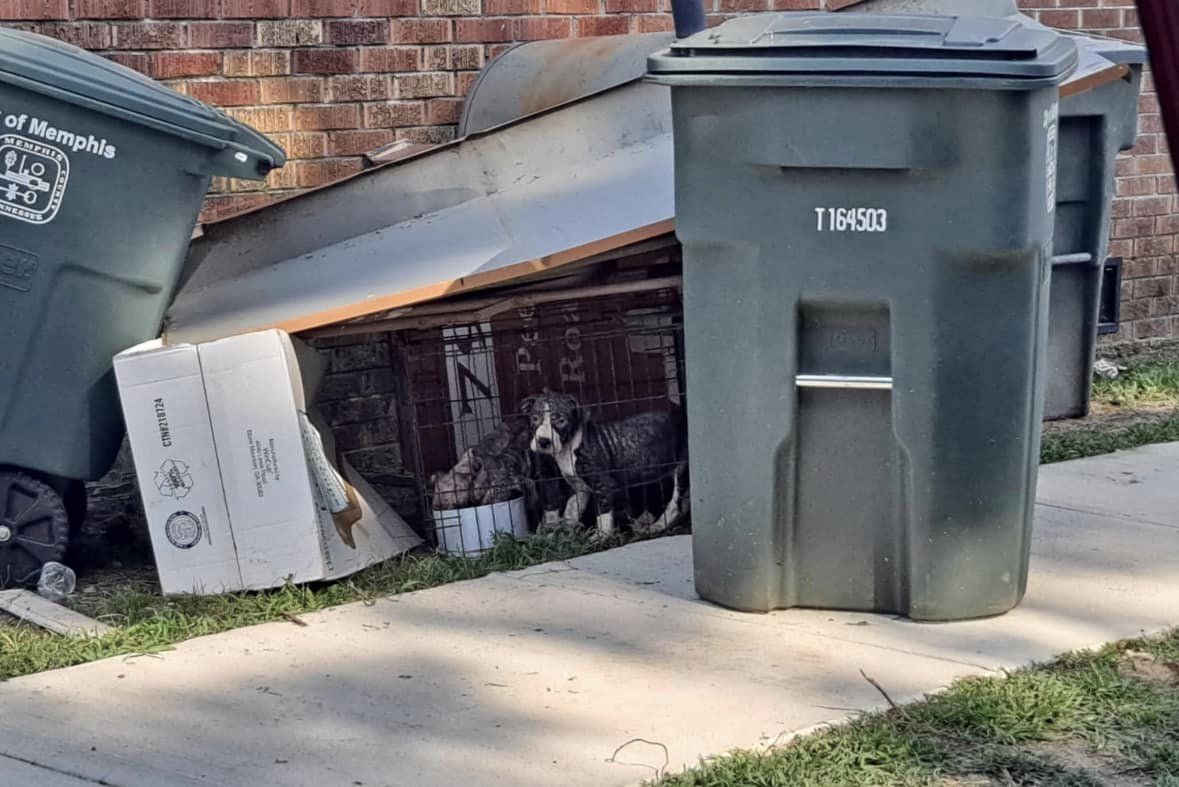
{"left": 520, "top": 391, "right": 688, "bottom": 538}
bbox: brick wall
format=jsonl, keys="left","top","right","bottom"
{"left": 1, "top": 0, "right": 1174, "bottom": 343}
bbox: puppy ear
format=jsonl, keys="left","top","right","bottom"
{"left": 520, "top": 395, "right": 538, "bottom": 415}
{"left": 468, "top": 451, "right": 483, "bottom": 472}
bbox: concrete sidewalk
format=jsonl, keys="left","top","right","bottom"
{"left": 2, "top": 443, "right": 1177, "bottom": 787}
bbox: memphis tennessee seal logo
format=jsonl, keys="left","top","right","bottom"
{"left": 165, "top": 511, "right": 203, "bottom": 550}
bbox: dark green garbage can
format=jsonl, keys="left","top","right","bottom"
{"left": 0, "top": 29, "right": 284, "bottom": 585}
{"left": 1045, "top": 36, "right": 1145, "bottom": 419}
{"left": 648, "top": 13, "right": 1077, "bottom": 621}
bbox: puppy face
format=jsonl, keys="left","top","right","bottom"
{"left": 521, "top": 393, "right": 581, "bottom": 456}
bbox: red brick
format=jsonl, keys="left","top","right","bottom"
{"left": 772, "top": 0, "right": 818, "bottom": 7}
{"left": 149, "top": 0, "right": 219, "bottom": 16}
{"left": 358, "top": 0, "right": 419, "bottom": 13}
{"left": 576, "top": 15, "right": 629, "bottom": 35}
{"left": 293, "top": 48, "right": 360, "bottom": 74}
{"left": 515, "top": 16, "right": 570, "bottom": 39}
{"left": 33, "top": 22, "right": 112, "bottom": 48}
{"left": 190, "top": 21, "right": 254, "bottom": 48}
{"left": 393, "top": 18, "right": 453, "bottom": 42}
{"left": 363, "top": 100, "right": 425, "bottom": 127}
{"left": 103, "top": 52, "right": 150, "bottom": 74}
{"left": 1112, "top": 216, "right": 1155, "bottom": 238}
{"left": 1122, "top": 256, "right": 1156, "bottom": 280}
{"left": 227, "top": 105, "right": 293, "bottom": 132}
{"left": 719, "top": 0, "right": 768, "bottom": 10}
{"left": 456, "top": 69, "right": 479, "bottom": 95}
{"left": 1117, "top": 176, "right": 1157, "bottom": 197}
{"left": 484, "top": 0, "right": 540, "bottom": 12}
{"left": 421, "top": 0, "right": 480, "bottom": 13}
{"left": 1081, "top": 8, "right": 1122, "bottom": 28}
{"left": 149, "top": 51, "right": 223, "bottom": 78}
{"left": 1134, "top": 196, "right": 1173, "bottom": 216}
{"left": 395, "top": 71, "right": 453, "bottom": 97}
{"left": 329, "top": 74, "right": 393, "bottom": 101}
{"left": 328, "top": 19, "right": 390, "bottom": 45}
{"left": 635, "top": 15, "right": 673, "bottom": 32}
{"left": 258, "top": 19, "right": 323, "bottom": 46}
{"left": 1157, "top": 215, "right": 1179, "bottom": 235}
{"left": 1135, "top": 236, "right": 1175, "bottom": 258}
{"left": 395, "top": 124, "right": 454, "bottom": 143}
{"left": 1107, "top": 239, "right": 1134, "bottom": 259}
{"left": 291, "top": 0, "right": 359, "bottom": 13}
{"left": 0, "top": 1, "right": 69, "bottom": 20}
{"left": 1133, "top": 276, "right": 1173, "bottom": 299}
{"left": 260, "top": 76, "right": 326, "bottom": 103}
{"left": 327, "top": 129, "right": 396, "bottom": 155}
{"left": 1038, "top": 10, "right": 1080, "bottom": 28}
{"left": 110, "top": 22, "right": 187, "bottom": 49}
{"left": 223, "top": 49, "right": 290, "bottom": 76}
{"left": 285, "top": 132, "right": 328, "bottom": 159}
{"left": 295, "top": 157, "right": 365, "bottom": 187}
{"left": 425, "top": 97, "right": 464, "bottom": 124}
{"left": 423, "top": 43, "right": 482, "bottom": 69}
{"left": 359, "top": 46, "right": 422, "bottom": 71}
{"left": 200, "top": 193, "right": 278, "bottom": 223}
{"left": 605, "top": 0, "right": 654, "bottom": 10}
{"left": 75, "top": 0, "right": 145, "bottom": 18}
{"left": 221, "top": 0, "right": 290, "bottom": 17}
{"left": 546, "top": 0, "right": 597, "bottom": 11}
{"left": 188, "top": 80, "right": 261, "bottom": 106}
{"left": 455, "top": 17, "right": 511, "bottom": 41}
{"left": 295, "top": 103, "right": 362, "bottom": 130}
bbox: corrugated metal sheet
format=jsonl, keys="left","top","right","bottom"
{"left": 458, "top": 32, "right": 674, "bottom": 136}
{"left": 167, "top": 77, "right": 674, "bottom": 344}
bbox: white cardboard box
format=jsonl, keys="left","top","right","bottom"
{"left": 114, "top": 329, "right": 421, "bottom": 595}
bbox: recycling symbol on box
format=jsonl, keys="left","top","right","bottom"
{"left": 155, "top": 459, "right": 194, "bottom": 500}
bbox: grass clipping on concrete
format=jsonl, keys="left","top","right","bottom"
{"left": 1041, "top": 361, "right": 1179, "bottom": 465}
{"left": 0, "top": 530, "right": 599, "bottom": 681}
{"left": 654, "top": 630, "right": 1179, "bottom": 787}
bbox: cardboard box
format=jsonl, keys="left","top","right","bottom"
{"left": 114, "top": 330, "right": 421, "bottom": 595}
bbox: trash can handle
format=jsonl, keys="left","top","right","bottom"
{"left": 189, "top": 140, "right": 282, "bottom": 181}
{"left": 796, "top": 374, "right": 894, "bottom": 391}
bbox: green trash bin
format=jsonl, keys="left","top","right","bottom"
{"left": 1045, "top": 35, "right": 1145, "bottom": 419}
{"left": 648, "top": 13, "right": 1076, "bottom": 621}
{"left": 0, "top": 29, "right": 284, "bottom": 585}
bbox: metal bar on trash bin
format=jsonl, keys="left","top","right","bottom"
{"left": 1050, "top": 252, "right": 1094, "bottom": 266}
{"left": 795, "top": 374, "right": 894, "bottom": 391}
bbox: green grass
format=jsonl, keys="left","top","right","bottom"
{"left": 1093, "top": 361, "right": 1179, "bottom": 409}
{"left": 0, "top": 529, "right": 601, "bottom": 681}
{"left": 1040, "top": 413, "right": 1179, "bottom": 465}
{"left": 654, "top": 630, "right": 1179, "bottom": 786}
{"left": 1040, "top": 360, "right": 1179, "bottom": 465}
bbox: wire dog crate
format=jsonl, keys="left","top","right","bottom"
{"left": 400, "top": 285, "right": 686, "bottom": 554}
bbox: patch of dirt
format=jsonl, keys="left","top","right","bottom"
{"left": 1025, "top": 742, "right": 1152, "bottom": 787}
{"left": 1117, "top": 650, "right": 1179, "bottom": 688}
{"left": 1042, "top": 404, "right": 1177, "bottom": 438}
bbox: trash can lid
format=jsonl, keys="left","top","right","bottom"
{"left": 0, "top": 28, "right": 284, "bottom": 178}
{"left": 648, "top": 13, "right": 1078, "bottom": 88}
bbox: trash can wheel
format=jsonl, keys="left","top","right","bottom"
{"left": 0, "top": 469, "right": 70, "bottom": 589}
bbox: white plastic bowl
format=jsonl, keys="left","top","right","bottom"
{"left": 431, "top": 495, "right": 529, "bottom": 556}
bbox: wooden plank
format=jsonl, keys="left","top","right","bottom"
{"left": 0, "top": 590, "right": 113, "bottom": 638}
